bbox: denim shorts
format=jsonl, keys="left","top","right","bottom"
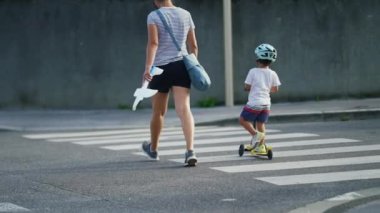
{"left": 148, "top": 60, "right": 191, "bottom": 93}
{"left": 240, "top": 105, "right": 270, "bottom": 123}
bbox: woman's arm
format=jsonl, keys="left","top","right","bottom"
{"left": 144, "top": 24, "right": 159, "bottom": 82}
{"left": 186, "top": 29, "right": 198, "bottom": 57}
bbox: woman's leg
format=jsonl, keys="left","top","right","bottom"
{"left": 172, "top": 86, "right": 194, "bottom": 151}
{"left": 150, "top": 92, "right": 169, "bottom": 151}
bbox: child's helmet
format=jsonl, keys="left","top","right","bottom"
{"left": 255, "top": 43, "right": 277, "bottom": 62}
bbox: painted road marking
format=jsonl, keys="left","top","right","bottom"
{"left": 46, "top": 127, "right": 265, "bottom": 142}
{"left": 0, "top": 203, "right": 29, "bottom": 212}
{"left": 24, "top": 127, "right": 280, "bottom": 142}
{"left": 59, "top": 129, "right": 280, "bottom": 145}
{"left": 257, "top": 169, "right": 380, "bottom": 185}
{"left": 170, "top": 139, "right": 370, "bottom": 163}
{"left": 22, "top": 126, "right": 378, "bottom": 186}
{"left": 211, "top": 155, "right": 380, "bottom": 173}
{"left": 100, "top": 133, "right": 318, "bottom": 150}
{"left": 23, "top": 126, "right": 215, "bottom": 139}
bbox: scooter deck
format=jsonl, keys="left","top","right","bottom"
{"left": 239, "top": 144, "right": 273, "bottom": 160}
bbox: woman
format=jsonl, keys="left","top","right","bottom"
{"left": 141, "top": 0, "right": 198, "bottom": 166}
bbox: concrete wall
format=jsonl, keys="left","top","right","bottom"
{"left": 233, "top": 0, "right": 380, "bottom": 103}
{"left": 0, "top": 0, "right": 379, "bottom": 109}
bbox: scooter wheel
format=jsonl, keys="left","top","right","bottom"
{"left": 267, "top": 149, "right": 273, "bottom": 160}
{"left": 239, "top": 144, "right": 245, "bottom": 157}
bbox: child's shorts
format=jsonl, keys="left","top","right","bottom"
{"left": 149, "top": 60, "right": 191, "bottom": 93}
{"left": 240, "top": 105, "right": 271, "bottom": 123}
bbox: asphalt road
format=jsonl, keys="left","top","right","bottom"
{"left": 1, "top": 119, "right": 379, "bottom": 212}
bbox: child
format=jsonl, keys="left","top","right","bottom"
{"left": 239, "top": 43, "right": 281, "bottom": 154}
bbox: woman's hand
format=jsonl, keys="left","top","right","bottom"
{"left": 143, "top": 69, "right": 152, "bottom": 82}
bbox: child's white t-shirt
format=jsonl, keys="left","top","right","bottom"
{"left": 245, "top": 67, "right": 281, "bottom": 106}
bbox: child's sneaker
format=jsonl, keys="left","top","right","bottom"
{"left": 184, "top": 150, "right": 197, "bottom": 167}
{"left": 252, "top": 144, "right": 267, "bottom": 154}
{"left": 244, "top": 144, "right": 254, "bottom": 151}
{"left": 142, "top": 141, "right": 159, "bottom": 160}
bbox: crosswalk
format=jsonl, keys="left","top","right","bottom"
{"left": 23, "top": 125, "right": 380, "bottom": 186}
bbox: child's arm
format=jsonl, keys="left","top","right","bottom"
{"left": 270, "top": 86, "right": 279, "bottom": 93}
{"left": 244, "top": 84, "right": 251, "bottom": 91}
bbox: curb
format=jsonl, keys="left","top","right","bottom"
{"left": 196, "top": 109, "right": 380, "bottom": 126}
{"left": 1, "top": 108, "right": 379, "bottom": 132}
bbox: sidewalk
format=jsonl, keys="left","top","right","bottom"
{"left": 0, "top": 98, "right": 379, "bottom": 132}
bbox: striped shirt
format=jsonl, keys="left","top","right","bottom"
{"left": 147, "top": 7, "right": 195, "bottom": 66}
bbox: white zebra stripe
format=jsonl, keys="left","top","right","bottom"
{"left": 23, "top": 126, "right": 280, "bottom": 142}
{"left": 0, "top": 203, "right": 30, "bottom": 212}
{"left": 210, "top": 155, "right": 380, "bottom": 173}
{"left": 85, "top": 132, "right": 316, "bottom": 147}
{"left": 23, "top": 126, "right": 181, "bottom": 139}
{"left": 171, "top": 142, "right": 380, "bottom": 164}
{"left": 23, "top": 126, "right": 215, "bottom": 139}
{"left": 49, "top": 128, "right": 280, "bottom": 143}
{"left": 257, "top": 169, "right": 380, "bottom": 185}
{"left": 103, "top": 133, "right": 318, "bottom": 151}
{"left": 98, "top": 136, "right": 246, "bottom": 149}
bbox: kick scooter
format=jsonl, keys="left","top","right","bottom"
{"left": 237, "top": 121, "right": 273, "bottom": 160}
{"left": 238, "top": 143, "right": 273, "bottom": 160}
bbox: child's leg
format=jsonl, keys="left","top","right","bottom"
{"left": 239, "top": 116, "right": 265, "bottom": 147}
{"left": 239, "top": 116, "right": 258, "bottom": 137}
{"left": 256, "top": 105, "right": 270, "bottom": 141}
{"left": 240, "top": 106, "right": 267, "bottom": 148}
{"left": 256, "top": 122, "right": 266, "bottom": 145}
{"left": 239, "top": 117, "right": 261, "bottom": 151}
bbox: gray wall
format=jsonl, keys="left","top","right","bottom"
{"left": 233, "top": 0, "right": 380, "bottom": 103}
{"left": 0, "top": 0, "right": 379, "bottom": 109}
